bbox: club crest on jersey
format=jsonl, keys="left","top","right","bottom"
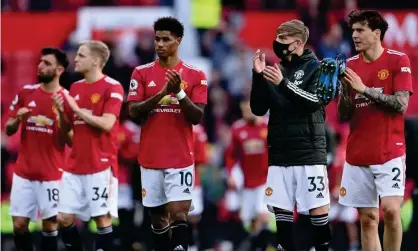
{"left": 118, "top": 132, "right": 126, "bottom": 143}
{"left": 377, "top": 69, "right": 389, "bottom": 80}
{"left": 91, "top": 93, "right": 101, "bottom": 104}
{"left": 180, "top": 80, "right": 188, "bottom": 90}
{"left": 294, "top": 70, "right": 304, "bottom": 80}
{"left": 260, "top": 128, "right": 268, "bottom": 139}
{"left": 340, "top": 187, "right": 347, "bottom": 197}
{"left": 265, "top": 187, "right": 273, "bottom": 196}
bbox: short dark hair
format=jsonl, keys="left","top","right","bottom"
{"left": 41, "top": 47, "right": 69, "bottom": 69}
{"left": 153, "top": 17, "right": 184, "bottom": 38}
{"left": 348, "top": 10, "right": 389, "bottom": 41}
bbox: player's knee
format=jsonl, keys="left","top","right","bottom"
{"left": 167, "top": 201, "right": 190, "bottom": 222}
{"left": 382, "top": 204, "right": 400, "bottom": 221}
{"left": 93, "top": 214, "right": 112, "bottom": 228}
{"left": 42, "top": 216, "right": 58, "bottom": 232}
{"left": 149, "top": 206, "right": 169, "bottom": 228}
{"left": 12, "top": 217, "right": 30, "bottom": 233}
{"left": 359, "top": 211, "right": 379, "bottom": 231}
{"left": 57, "top": 213, "right": 75, "bottom": 228}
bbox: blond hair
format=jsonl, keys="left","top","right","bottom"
{"left": 79, "top": 40, "right": 110, "bottom": 68}
{"left": 277, "top": 20, "right": 310, "bottom": 44}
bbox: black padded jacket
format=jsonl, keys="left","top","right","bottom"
{"left": 250, "top": 49, "right": 327, "bottom": 166}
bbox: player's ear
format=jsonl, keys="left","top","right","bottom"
{"left": 176, "top": 37, "right": 182, "bottom": 45}
{"left": 374, "top": 29, "right": 381, "bottom": 41}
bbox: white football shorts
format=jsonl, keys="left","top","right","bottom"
{"left": 264, "top": 165, "right": 330, "bottom": 213}
{"left": 140, "top": 165, "right": 195, "bottom": 210}
{"left": 58, "top": 168, "right": 118, "bottom": 221}
{"left": 188, "top": 186, "right": 203, "bottom": 216}
{"left": 10, "top": 174, "right": 60, "bottom": 221}
{"left": 339, "top": 155, "right": 406, "bottom": 208}
{"left": 240, "top": 184, "right": 269, "bottom": 224}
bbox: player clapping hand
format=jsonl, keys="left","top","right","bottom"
{"left": 16, "top": 107, "right": 31, "bottom": 121}
{"left": 263, "top": 64, "right": 284, "bottom": 85}
{"left": 165, "top": 69, "right": 182, "bottom": 94}
{"left": 342, "top": 68, "right": 366, "bottom": 94}
{"left": 253, "top": 49, "right": 266, "bottom": 73}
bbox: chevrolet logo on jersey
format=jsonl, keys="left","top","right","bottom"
{"left": 158, "top": 95, "right": 179, "bottom": 106}
{"left": 28, "top": 115, "right": 54, "bottom": 126}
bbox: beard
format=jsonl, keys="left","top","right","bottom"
{"left": 37, "top": 73, "right": 55, "bottom": 84}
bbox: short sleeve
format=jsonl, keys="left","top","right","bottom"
{"left": 103, "top": 84, "right": 124, "bottom": 116}
{"left": 8, "top": 91, "right": 24, "bottom": 118}
{"left": 127, "top": 69, "right": 145, "bottom": 102}
{"left": 393, "top": 55, "right": 413, "bottom": 94}
{"left": 191, "top": 70, "right": 208, "bottom": 104}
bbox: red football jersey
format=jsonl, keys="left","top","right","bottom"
{"left": 118, "top": 120, "right": 140, "bottom": 184}
{"left": 8, "top": 84, "right": 66, "bottom": 181}
{"left": 225, "top": 119, "right": 268, "bottom": 188}
{"left": 66, "top": 76, "right": 124, "bottom": 175}
{"left": 346, "top": 49, "right": 413, "bottom": 165}
{"left": 127, "top": 60, "right": 208, "bottom": 168}
{"left": 193, "top": 124, "right": 209, "bottom": 187}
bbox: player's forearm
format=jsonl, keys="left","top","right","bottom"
{"left": 250, "top": 70, "right": 269, "bottom": 116}
{"left": 5, "top": 118, "right": 20, "bottom": 136}
{"left": 129, "top": 91, "right": 167, "bottom": 118}
{"left": 279, "top": 78, "right": 321, "bottom": 112}
{"left": 337, "top": 97, "right": 354, "bottom": 122}
{"left": 179, "top": 96, "right": 204, "bottom": 125}
{"left": 363, "top": 88, "right": 409, "bottom": 114}
{"left": 75, "top": 109, "right": 116, "bottom": 132}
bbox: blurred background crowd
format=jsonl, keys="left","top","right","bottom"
{"left": 1, "top": 0, "right": 418, "bottom": 251}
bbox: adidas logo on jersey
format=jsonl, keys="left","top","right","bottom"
{"left": 28, "top": 101, "right": 36, "bottom": 107}
{"left": 392, "top": 183, "right": 400, "bottom": 189}
{"left": 316, "top": 192, "right": 324, "bottom": 198}
{"left": 52, "top": 203, "right": 58, "bottom": 208}
{"left": 148, "top": 81, "right": 156, "bottom": 87}
{"left": 174, "top": 245, "right": 185, "bottom": 251}
{"left": 183, "top": 188, "right": 190, "bottom": 194}
{"left": 74, "top": 95, "right": 80, "bottom": 100}
{"left": 100, "top": 203, "right": 107, "bottom": 208}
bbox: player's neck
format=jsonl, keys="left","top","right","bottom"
{"left": 362, "top": 43, "right": 384, "bottom": 63}
{"left": 158, "top": 55, "right": 180, "bottom": 68}
{"left": 40, "top": 80, "right": 61, "bottom": 93}
{"left": 84, "top": 69, "right": 105, "bottom": 84}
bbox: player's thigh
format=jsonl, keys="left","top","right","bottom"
{"left": 188, "top": 185, "right": 203, "bottom": 216}
{"left": 58, "top": 171, "right": 87, "bottom": 220}
{"left": 118, "top": 184, "right": 134, "bottom": 210}
{"left": 328, "top": 200, "right": 341, "bottom": 222}
{"left": 295, "top": 165, "right": 330, "bottom": 213}
{"left": 240, "top": 188, "right": 258, "bottom": 224}
{"left": 373, "top": 155, "right": 406, "bottom": 199}
{"left": 264, "top": 166, "right": 295, "bottom": 213}
{"left": 35, "top": 179, "right": 60, "bottom": 220}
{"left": 140, "top": 166, "right": 167, "bottom": 207}
{"left": 10, "top": 174, "right": 38, "bottom": 221}
{"left": 338, "top": 162, "right": 378, "bottom": 208}
{"left": 86, "top": 168, "right": 118, "bottom": 219}
{"left": 164, "top": 165, "right": 194, "bottom": 203}
{"left": 340, "top": 205, "right": 358, "bottom": 223}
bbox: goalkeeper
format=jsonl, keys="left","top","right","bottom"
{"left": 249, "top": 19, "right": 343, "bottom": 251}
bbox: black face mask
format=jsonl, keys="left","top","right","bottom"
{"left": 273, "top": 40, "right": 296, "bottom": 59}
